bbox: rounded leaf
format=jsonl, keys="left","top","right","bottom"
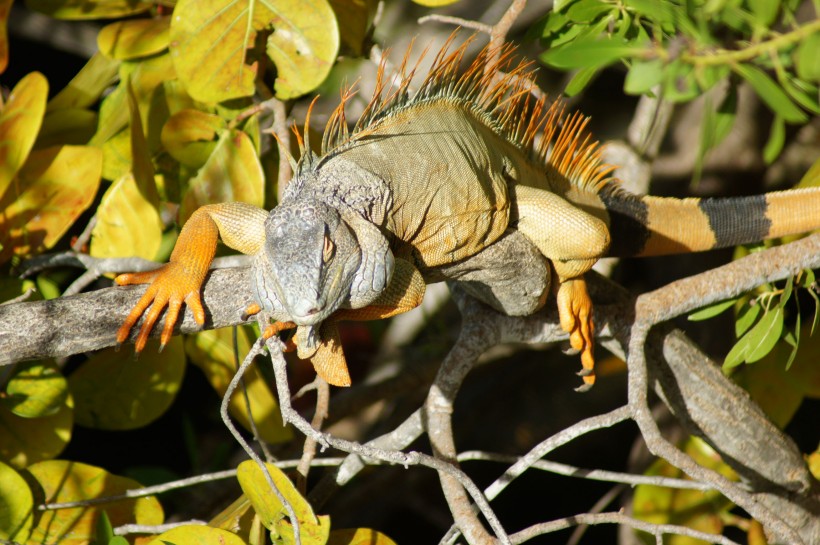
{"left": 0, "top": 460, "right": 34, "bottom": 542}
{"left": 37, "top": 108, "right": 99, "bottom": 147}
{"left": 98, "top": 17, "right": 171, "bottom": 60}
{"left": 170, "top": 0, "right": 339, "bottom": 102}
{"left": 0, "top": 392, "right": 73, "bottom": 468}
{"left": 27, "top": 460, "right": 164, "bottom": 545}
{"left": 0, "top": 144, "right": 102, "bottom": 264}
{"left": 412, "top": 0, "right": 459, "bottom": 5}
{"left": 185, "top": 328, "right": 291, "bottom": 443}
{"left": 25, "top": 0, "right": 151, "bottom": 19}
{"left": 2, "top": 361, "right": 68, "bottom": 418}
{"left": 178, "top": 129, "right": 265, "bottom": 222}
{"left": 328, "top": 528, "right": 398, "bottom": 545}
{"left": 69, "top": 339, "right": 185, "bottom": 430}
{"left": 0, "top": 71, "right": 47, "bottom": 196}
{"left": 161, "top": 109, "right": 225, "bottom": 168}
{"left": 90, "top": 171, "right": 163, "bottom": 260}
{"left": 236, "top": 461, "right": 314, "bottom": 530}
{"left": 146, "top": 525, "right": 248, "bottom": 545}
{"left": 0, "top": 0, "right": 10, "bottom": 74}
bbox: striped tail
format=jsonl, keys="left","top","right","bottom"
{"left": 600, "top": 187, "right": 820, "bottom": 258}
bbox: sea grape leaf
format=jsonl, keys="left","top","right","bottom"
{"left": 170, "top": 0, "right": 339, "bottom": 102}
{"left": 69, "top": 339, "right": 186, "bottom": 430}
{"left": 26, "top": 460, "right": 164, "bottom": 545}
{"left": 0, "top": 460, "right": 33, "bottom": 543}
{"left": 2, "top": 361, "right": 68, "bottom": 418}
{"left": 25, "top": 0, "right": 152, "bottom": 19}
{"left": 0, "top": 391, "right": 73, "bottom": 468}
{"left": 98, "top": 16, "right": 171, "bottom": 60}
{"left": 0, "top": 71, "right": 47, "bottom": 197}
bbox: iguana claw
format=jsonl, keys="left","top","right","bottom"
{"left": 556, "top": 278, "right": 596, "bottom": 389}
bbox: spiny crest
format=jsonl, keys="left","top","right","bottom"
{"left": 320, "top": 33, "right": 614, "bottom": 191}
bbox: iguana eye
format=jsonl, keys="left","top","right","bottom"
{"left": 322, "top": 236, "right": 335, "bottom": 263}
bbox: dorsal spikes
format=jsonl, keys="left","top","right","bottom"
{"left": 319, "top": 32, "right": 615, "bottom": 192}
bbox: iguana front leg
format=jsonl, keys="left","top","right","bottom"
{"left": 512, "top": 184, "right": 610, "bottom": 389}
{"left": 116, "top": 202, "right": 268, "bottom": 350}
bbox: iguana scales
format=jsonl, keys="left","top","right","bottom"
{"left": 116, "top": 37, "right": 820, "bottom": 390}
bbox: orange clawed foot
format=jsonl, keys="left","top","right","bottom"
{"left": 556, "top": 278, "right": 596, "bottom": 392}
{"left": 115, "top": 262, "right": 207, "bottom": 353}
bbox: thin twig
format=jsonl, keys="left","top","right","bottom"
{"left": 508, "top": 511, "right": 742, "bottom": 545}
{"left": 296, "top": 376, "right": 330, "bottom": 493}
{"left": 271, "top": 97, "right": 292, "bottom": 202}
{"left": 114, "top": 521, "right": 207, "bottom": 536}
{"left": 221, "top": 337, "right": 304, "bottom": 545}
{"left": 1, "top": 287, "right": 36, "bottom": 305}
{"left": 265, "top": 336, "right": 510, "bottom": 545}
{"left": 418, "top": 14, "right": 493, "bottom": 34}
{"left": 456, "top": 451, "right": 712, "bottom": 490}
{"left": 566, "top": 485, "right": 627, "bottom": 545}
{"left": 71, "top": 215, "right": 97, "bottom": 253}
{"left": 233, "top": 326, "right": 275, "bottom": 463}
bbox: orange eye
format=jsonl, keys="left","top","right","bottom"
{"left": 323, "top": 236, "right": 335, "bottom": 262}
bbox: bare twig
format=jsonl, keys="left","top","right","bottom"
{"left": 417, "top": 14, "right": 493, "bottom": 34}
{"left": 271, "top": 97, "right": 292, "bottom": 202}
{"left": 234, "top": 326, "right": 275, "bottom": 463}
{"left": 265, "top": 336, "right": 511, "bottom": 545}
{"left": 566, "top": 485, "right": 627, "bottom": 545}
{"left": 509, "top": 511, "right": 742, "bottom": 545}
{"left": 296, "top": 376, "right": 330, "bottom": 493}
{"left": 221, "top": 337, "right": 304, "bottom": 545}
{"left": 114, "top": 521, "right": 208, "bottom": 536}
{"left": 71, "top": 215, "right": 97, "bottom": 252}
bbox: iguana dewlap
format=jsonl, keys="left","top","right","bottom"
{"left": 116, "top": 38, "right": 820, "bottom": 389}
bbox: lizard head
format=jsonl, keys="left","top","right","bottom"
{"left": 263, "top": 199, "right": 361, "bottom": 328}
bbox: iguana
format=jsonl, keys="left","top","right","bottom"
{"left": 116, "top": 37, "right": 820, "bottom": 390}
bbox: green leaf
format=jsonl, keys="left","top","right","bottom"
{"left": 25, "top": 0, "right": 152, "bottom": 19}
{"left": 688, "top": 298, "right": 737, "bottom": 321}
{"left": 745, "top": 306, "right": 785, "bottom": 363}
{"left": 564, "top": 67, "right": 599, "bottom": 96}
{"left": 27, "top": 460, "right": 164, "bottom": 545}
{"left": 661, "top": 59, "right": 700, "bottom": 102}
{"left": 748, "top": 0, "right": 778, "bottom": 27}
{"left": 0, "top": 460, "right": 34, "bottom": 542}
{"left": 541, "top": 38, "right": 643, "bottom": 70}
{"left": 735, "top": 304, "right": 760, "bottom": 338}
{"left": 0, "top": 72, "right": 48, "bottom": 197}
{"left": 795, "top": 28, "right": 820, "bottom": 82}
{"left": 2, "top": 361, "right": 68, "bottom": 418}
{"left": 624, "top": 0, "right": 676, "bottom": 27}
{"left": 763, "top": 115, "right": 786, "bottom": 165}
{"left": 126, "top": 78, "right": 160, "bottom": 208}
{"left": 734, "top": 63, "right": 807, "bottom": 123}
{"left": 624, "top": 58, "right": 663, "bottom": 95}
{"left": 69, "top": 339, "right": 186, "bottom": 430}
{"left": 95, "top": 510, "right": 116, "bottom": 544}
{"left": 36, "top": 108, "right": 98, "bottom": 147}
{"left": 170, "top": 0, "right": 340, "bottom": 102}
{"left": 566, "top": 0, "right": 612, "bottom": 22}
{"left": 97, "top": 17, "right": 171, "bottom": 60}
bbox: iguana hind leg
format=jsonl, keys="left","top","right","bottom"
{"left": 512, "top": 184, "right": 610, "bottom": 388}
{"left": 116, "top": 202, "right": 269, "bottom": 351}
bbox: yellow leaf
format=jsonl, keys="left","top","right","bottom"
{"left": 2, "top": 361, "right": 68, "bottom": 418}
{"left": 210, "top": 494, "right": 254, "bottom": 533}
{"left": 25, "top": 0, "right": 151, "bottom": 19}
{"left": 179, "top": 129, "right": 265, "bottom": 222}
{"left": 412, "top": 0, "right": 460, "bottom": 5}
{"left": 0, "top": 144, "right": 102, "bottom": 264}
{"left": 100, "top": 128, "right": 132, "bottom": 181}
{"left": 48, "top": 52, "right": 120, "bottom": 111}
{"left": 26, "top": 460, "right": 164, "bottom": 545}
{"left": 98, "top": 17, "right": 171, "bottom": 60}
{"left": 161, "top": 108, "right": 225, "bottom": 168}
{"left": 0, "top": 460, "right": 34, "bottom": 543}
{"left": 90, "top": 171, "right": 163, "bottom": 260}
{"left": 0, "top": 0, "right": 11, "bottom": 75}
{"left": 185, "top": 328, "right": 292, "bottom": 443}
{"left": 328, "top": 0, "right": 377, "bottom": 55}
{"left": 0, "top": 390, "right": 72, "bottom": 468}
{"left": 236, "top": 460, "right": 329, "bottom": 545}
{"left": 169, "top": 0, "right": 339, "bottom": 102}
{"left": 69, "top": 339, "right": 186, "bottom": 430}
{"left": 36, "top": 108, "right": 98, "bottom": 147}
{"left": 0, "top": 72, "right": 47, "bottom": 196}
{"left": 327, "top": 528, "right": 398, "bottom": 545}
{"left": 146, "top": 525, "right": 248, "bottom": 545}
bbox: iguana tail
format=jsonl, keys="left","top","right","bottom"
{"left": 600, "top": 186, "right": 820, "bottom": 257}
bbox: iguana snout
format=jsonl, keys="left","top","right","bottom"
{"left": 263, "top": 199, "right": 362, "bottom": 326}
